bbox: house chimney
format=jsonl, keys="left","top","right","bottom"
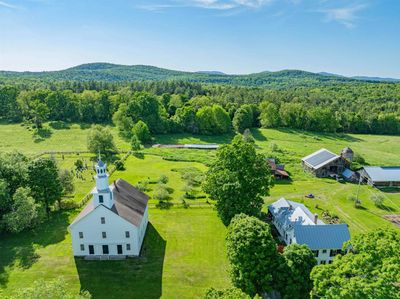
{"left": 314, "top": 214, "right": 318, "bottom": 224}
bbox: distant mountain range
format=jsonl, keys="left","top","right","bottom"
{"left": 318, "top": 72, "right": 400, "bottom": 82}
{"left": 0, "top": 63, "right": 399, "bottom": 88}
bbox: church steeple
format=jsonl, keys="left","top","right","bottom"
{"left": 92, "top": 154, "right": 113, "bottom": 209}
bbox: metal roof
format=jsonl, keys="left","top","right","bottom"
{"left": 269, "top": 198, "right": 324, "bottom": 230}
{"left": 294, "top": 224, "right": 350, "bottom": 250}
{"left": 342, "top": 168, "right": 355, "bottom": 179}
{"left": 363, "top": 166, "right": 400, "bottom": 183}
{"left": 302, "top": 148, "right": 340, "bottom": 170}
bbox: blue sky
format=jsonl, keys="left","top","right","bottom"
{"left": 0, "top": 0, "right": 399, "bottom": 77}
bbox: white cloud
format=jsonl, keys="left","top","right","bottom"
{"left": 138, "top": 0, "right": 274, "bottom": 11}
{"left": 322, "top": 4, "right": 367, "bottom": 28}
{"left": 0, "top": 1, "right": 18, "bottom": 9}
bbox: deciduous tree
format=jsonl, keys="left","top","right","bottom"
{"left": 203, "top": 136, "right": 272, "bottom": 225}
{"left": 226, "top": 214, "right": 279, "bottom": 296}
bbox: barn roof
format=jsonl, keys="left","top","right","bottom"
{"left": 362, "top": 166, "right": 400, "bottom": 183}
{"left": 302, "top": 148, "right": 340, "bottom": 170}
{"left": 294, "top": 224, "right": 350, "bottom": 250}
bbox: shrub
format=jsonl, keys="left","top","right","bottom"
{"left": 371, "top": 193, "right": 385, "bottom": 208}
{"left": 158, "top": 174, "right": 169, "bottom": 184}
{"left": 135, "top": 180, "right": 149, "bottom": 192}
{"left": 114, "top": 160, "right": 125, "bottom": 171}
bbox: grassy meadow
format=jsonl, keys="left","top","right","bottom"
{"left": 0, "top": 122, "right": 399, "bottom": 298}
{"left": 0, "top": 208, "right": 230, "bottom": 299}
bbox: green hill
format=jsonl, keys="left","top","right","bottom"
{"left": 0, "top": 62, "right": 376, "bottom": 88}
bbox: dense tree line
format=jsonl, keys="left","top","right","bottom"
{"left": 1, "top": 79, "right": 399, "bottom": 135}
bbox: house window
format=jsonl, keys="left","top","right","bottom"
{"left": 126, "top": 244, "right": 131, "bottom": 251}
{"left": 80, "top": 244, "right": 85, "bottom": 251}
{"left": 125, "top": 231, "right": 130, "bottom": 238}
{"left": 101, "top": 217, "right": 105, "bottom": 224}
{"left": 330, "top": 250, "right": 336, "bottom": 257}
{"left": 313, "top": 250, "right": 319, "bottom": 257}
{"left": 99, "top": 195, "right": 104, "bottom": 203}
{"left": 102, "top": 245, "right": 109, "bottom": 254}
{"left": 329, "top": 260, "right": 333, "bottom": 264}
{"left": 79, "top": 232, "right": 83, "bottom": 239}
{"left": 102, "top": 232, "right": 107, "bottom": 239}
{"left": 322, "top": 249, "right": 327, "bottom": 254}
{"left": 320, "top": 260, "right": 326, "bottom": 265}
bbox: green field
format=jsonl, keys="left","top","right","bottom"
{"left": 0, "top": 208, "right": 230, "bottom": 298}
{"left": 0, "top": 123, "right": 399, "bottom": 298}
{"left": 0, "top": 122, "right": 130, "bottom": 155}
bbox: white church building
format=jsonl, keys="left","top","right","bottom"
{"left": 69, "top": 158, "right": 149, "bottom": 258}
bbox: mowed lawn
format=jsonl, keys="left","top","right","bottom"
{"left": 0, "top": 208, "right": 230, "bottom": 299}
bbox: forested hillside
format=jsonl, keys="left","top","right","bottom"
{"left": 1, "top": 64, "right": 399, "bottom": 136}
{"left": 0, "top": 63, "right": 390, "bottom": 88}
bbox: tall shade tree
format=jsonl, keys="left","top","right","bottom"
{"left": 232, "top": 105, "right": 254, "bottom": 133}
{"left": 276, "top": 244, "right": 317, "bottom": 299}
{"left": 203, "top": 135, "right": 272, "bottom": 225}
{"left": 87, "top": 125, "right": 116, "bottom": 155}
{"left": 212, "top": 105, "right": 231, "bottom": 134}
{"left": 28, "top": 158, "right": 63, "bottom": 216}
{"left": 226, "top": 214, "right": 279, "bottom": 297}
{"left": 132, "top": 120, "right": 152, "bottom": 144}
{"left": 259, "top": 102, "right": 280, "bottom": 128}
{"left": 3, "top": 187, "right": 39, "bottom": 233}
{"left": 310, "top": 229, "right": 400, "bottom": 299}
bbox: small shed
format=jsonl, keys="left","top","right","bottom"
{"left": 360, "top": 166, "right": 400, "bottom": 187}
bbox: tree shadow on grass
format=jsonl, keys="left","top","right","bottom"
{"left": 251, "top": 128, "right": 267, "bottom": 141}
{"left": 75, "top": 223, "right": 166, "bottom": 299}
{"left": 274, "top": 128, "right": 363, "bottom": 143}
{"left": 154, "top": 133, "right": 234, "bottom": 145}
{"left": 49, "top": 121, "right": 72, "bottom": 130}
{"left": 33, "top": 127, "right": 53, "bottom": 143}
{"left": 0, "top": 211, "right": 71, "bottom": 288}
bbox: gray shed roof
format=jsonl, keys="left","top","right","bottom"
{"left": 294, "top": 224, "right": 350, "bottom": 250}
{"left": 302, "top": 148, "right": 340, "bottom": 170}
{"left": 363, "top": 166, "right": 400, "bottom": 183}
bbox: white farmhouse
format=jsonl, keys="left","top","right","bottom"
{"left": 69, "top": 158, "right": 149, "bottom": 258}
{"left": 269, "top": 198, "right": 350, "bottom": 264}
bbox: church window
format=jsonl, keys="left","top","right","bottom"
{"left": 126, "top": 244, "right": 131, "bottom": 251}
{"left": 79, "top": 232, "right": 83, "bottom": 239}
{"left": 101, "top": 217, "right": 105, "bottom": 224}
{"left": 125, "top": 231, "right": 130, "bottom": 238}
{"left": 99, "top": 195, "right": 103, "bottom": 203}
{"left": 80, "top": 244, "right": 84, "bottom": 251}
{"left": 102, "top": 231, "right": 107, "bottom": 238}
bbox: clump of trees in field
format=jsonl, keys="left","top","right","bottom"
{"left": 0, "top": 152, "right": 65, "bottom": 233}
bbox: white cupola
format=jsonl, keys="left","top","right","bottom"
{"left": 92, "top": 155, "right": 113, "bottom": 209}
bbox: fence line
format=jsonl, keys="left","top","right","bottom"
{"left": 60, "top": 151, "right": 132, "bottom": 210}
